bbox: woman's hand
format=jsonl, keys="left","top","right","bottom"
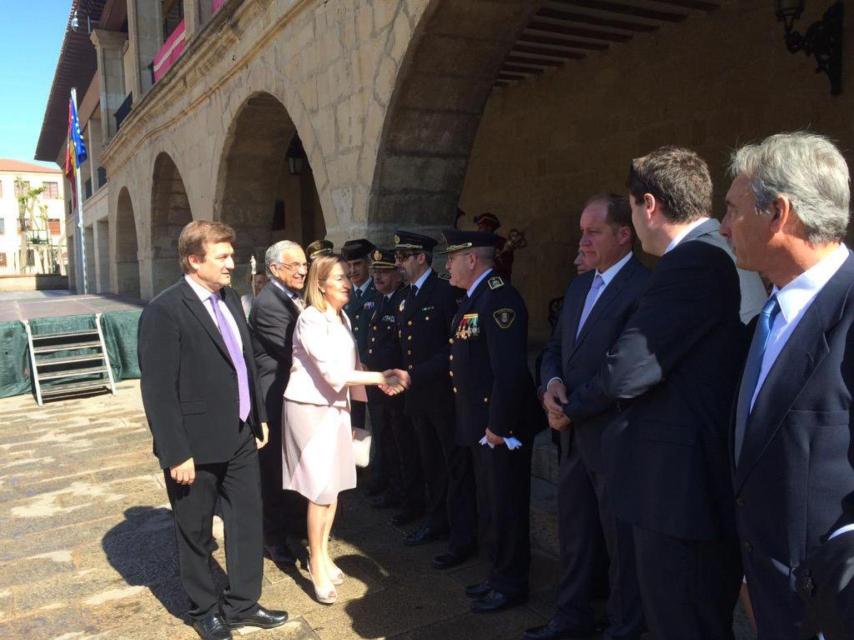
{"left": 380, "top": 368, "right": 411, "bottom": 395}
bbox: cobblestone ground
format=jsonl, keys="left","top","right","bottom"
{"left": 0, "top": 382, "right": 756, "bottom": 640}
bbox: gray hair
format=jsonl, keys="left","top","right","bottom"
{"left": 729, "top": 132, "right": 851, "bottom": 244}
{"left": 265, "top": 240, "right": 303, "bottom": 275}
{"left": 473, "top": 246, "right": 495, "bottom": 263}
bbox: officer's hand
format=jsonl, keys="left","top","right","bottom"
{"left": 543, "top": 379, "right": 568, "bottom": 414}
{"left": 255, "top": 422, "right": 270, "bottom": 450}
{"left": 170, "top": 458, "right": 196, "bottom": 485}
{"left": 548, "top": 411, "right": 571, "bottom": 432}
{"left": 485, "top": 427, "right": 504, "bottom": 446}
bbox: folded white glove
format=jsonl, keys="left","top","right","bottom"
{"left": 478, "top": 435, "right": 523, "bottom": 450}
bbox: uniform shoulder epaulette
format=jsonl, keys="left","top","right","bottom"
{"left": 438, "top": 272, "right": 451, "bottom": 280}
{"left": 488, "top": 275, "right": 504, "bottom": 290}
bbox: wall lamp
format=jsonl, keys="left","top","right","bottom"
{"left": 775, "top": 0, "right": 844, "bottom": 95}
{"left": 286, "top": 135, "right": 307, "bottom": 176}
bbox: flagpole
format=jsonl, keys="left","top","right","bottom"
{"left": 71, "top": 87, "right": 88, "bottom": 294}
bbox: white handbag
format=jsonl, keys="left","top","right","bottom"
{"left": 352, "top": 427, "right": 372, "bottom": 468}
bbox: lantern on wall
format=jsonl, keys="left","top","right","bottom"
{"left": 774, "top": 0, "right": 843, "bottom": 95}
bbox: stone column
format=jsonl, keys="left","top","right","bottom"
{"left": 86, "top": 116, "right": 104, "bottom": 190}
{"left": 126, "top": 0, "right": 163, "bottom": 98}
{"left": 90, "top": 29, "right": 127, "bottom": 141}
{"left": 183, "top": 0, "right": 200, "bottom": 40}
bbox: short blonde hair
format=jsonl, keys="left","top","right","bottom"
{"left": 305, "top": 254, "right": 348, "bottom": 312}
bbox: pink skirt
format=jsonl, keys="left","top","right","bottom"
{"left": 282, "top": 400, "right": 357, "bottom": 505}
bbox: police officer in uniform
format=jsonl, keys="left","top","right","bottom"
{"left": 342, "top": 238, "right": 376, "bottom": 436}
{"left": 443, "top": 229, "right": 542, "bottom": 613}
{"left": 363, "top": 249, "right": 425, "bottom": 525}
{"left": 394, "top": 230, "right": 477, "bottom": 566}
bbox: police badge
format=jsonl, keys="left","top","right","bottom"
{"left": 493, "top": 308, "right": 515, "bottom": 329}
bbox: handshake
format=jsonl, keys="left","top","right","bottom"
{"left": 379, "top": 368, "right": 411, "bottom": 396}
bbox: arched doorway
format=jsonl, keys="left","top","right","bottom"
{"left": 214, "top": 92, "right": 324, "bottom": 294}
{"left": 115, "top": 187, "right": 140, "bottom": 299}
{"left": 150, "top": 152, "right": 193, "bottom": 294}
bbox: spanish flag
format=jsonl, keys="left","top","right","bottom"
{"left": 64, "top": 96, "right": 88, "bottom": 202}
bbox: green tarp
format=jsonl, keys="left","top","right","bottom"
{"left": 0, "top": 310, "right": 142, "bottom": 399}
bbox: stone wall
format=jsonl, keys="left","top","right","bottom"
{"left": 460, "top": 0, "right": 854, "bottom": 342}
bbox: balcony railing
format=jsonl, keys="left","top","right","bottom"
{"left": 152, "top": 19, "right": 186, "bottom": 83}
{"left": 115, "top": 92, "right": 133, "bottom": 131}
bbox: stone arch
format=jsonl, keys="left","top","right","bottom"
{"left": 368, "top": 0, "right": 540, "bottom": 236}
{"left": 214, "top": 91, "right": 324, "bottom": 293}
{"left": 151, "top": 152, "right": 193, "bottom": 294}
{"left": 115, "top": 187, "right": 141, "bottom": 298}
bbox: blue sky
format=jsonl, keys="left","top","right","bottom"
{"left": 0, "top": 1, "right": 71, "bottom": 167}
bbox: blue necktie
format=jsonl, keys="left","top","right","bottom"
{"left": 734, "top": 295, "right": 780, "bottom": 463}
{"left": 576, "top": 274, "right": 604, "bottom": 338}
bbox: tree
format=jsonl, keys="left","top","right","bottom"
{"left": 14, "top": 177, "right": 56, "bottom": 274}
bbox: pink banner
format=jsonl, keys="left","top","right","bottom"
{"left": 212, "top": 0, "right": 226, "bottom": 13}
{"left": 152, "top": 20, "right": 186, "bottom": 83}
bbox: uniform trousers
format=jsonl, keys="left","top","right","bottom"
{"left": 410, "top": 397, "right": 476, "bottom": 554}
{"left": 369, "top": 396, "right": 423, "bottom": 509}
{"left": 471, "top": 440, "right": 532, "bottom": 597}
{"left": 632, "top": 525, "right": 742, "bottom": 640}
{"left": 164, "top": 423, "right": 263, "bottom": 621}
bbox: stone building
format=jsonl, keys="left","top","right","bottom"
{"left": 36, "top": 0, "right": 853, "bottom": 341}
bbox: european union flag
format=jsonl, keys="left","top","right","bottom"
{"left": 65, "top": 95, "right": 87, "bottom": 199}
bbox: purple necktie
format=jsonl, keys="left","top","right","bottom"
{"left": 210, "top": 294, "right": 250, "bottom": 422}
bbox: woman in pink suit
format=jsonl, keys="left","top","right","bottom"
{"left": 283, "top": 255, "right": 406, "bottom": 604}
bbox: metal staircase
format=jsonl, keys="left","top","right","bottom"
{"left": 24, "top": 313, "right": 116, "bottom": 405}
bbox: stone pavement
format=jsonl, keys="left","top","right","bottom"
{"left": 0, "top": 382, "right": 757, "bottom": 640}
{"left": 0, "top": 291, "right": 143, "bottom": 323}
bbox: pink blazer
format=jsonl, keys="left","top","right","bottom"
{"left": 284, "top": 305, "right": 367, "bottom": 408}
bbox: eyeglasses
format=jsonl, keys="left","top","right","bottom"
{"left": 446, "top": 251, "right": 473, "bottom": 262}
{"left": 394, "top": 251, "right": 417, "bottom": 262}
{"left": 275, "top": 261, "right": 308, "bottom": 272}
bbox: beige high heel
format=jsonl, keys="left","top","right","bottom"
{"left": 308, "top": 564, "right": 337, "bottom": 605}
{"left": 328, "top": 561, "right": 344, "bottom": 586}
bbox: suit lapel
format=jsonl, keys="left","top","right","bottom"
{"left": 269, "top": 282, "right": 300, "bottom": 317}
{"left": 181, "top": 281, "right": 232, "bottom": 365}
{"left": 735, "top": 255, "right": 854, "bottom": 491}
{"left": 681, "top": 218, "right": 719, "bottom": 244}
{"left": 403, "top": 272, "right": 434, "bottom": 322}
{"left": 572, "top": 257, "right": 638, "bottom": 353}
{"left": 562, "top": 271, "right": 593, "bottom": 349}
{"left": 453, "top": 276, "right": 489, "bottom": 327}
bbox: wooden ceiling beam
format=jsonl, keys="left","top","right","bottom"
{"left": 505, "top": 54, "right": 566, "bottom": 67}
{"left": 537, "top": 7, "right": 658, "bottom": 32}
{"left": 511, "top": 44, "right": 585, "bottom": 59}
{"left": 652, "top": 0, "right": 720, "bottom": 11}
{"left": 501, "top": 64, "right": 544, "bottom": 75}
{"left": 553, "top": 0, "right": 687, "bottom": 23}
{"left": 528, "top": 19, "right": 632, "bottom": 42}
{"left": 518, "top": 33, "right": 609, "bottom": 50}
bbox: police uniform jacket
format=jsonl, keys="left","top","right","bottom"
{"left": 363, "top": 285, "right": 407, "bottom": 404}
{"left": 397, "top": 270, "right": 460, "bottom": 414}
{"left": 344, "top": 278, "right": 376, "bottom": 360}
{"left": 449, "top": 271, "right": 541, "bottom": 447}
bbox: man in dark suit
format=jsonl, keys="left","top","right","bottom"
{"left": 720, "top": 132, "right": 854, "bottom": 640}
{"left": 528, "top": 194, "right": 649, "bottom": 640}
{"left": 362, "top": 249, "right": 424, "bottom": 524}
{"left": 561, "top": 147, "right": 765, "bottom": 640}
{"left": 442, "top": 229, "right": 543, "bottom": 613}
{"left": 394, "top": 230, "right": 476, "bottom": 566}
{"left": 247, "top": 240, "right": 307, "bottom": 564}
{"left": 342, "top": 239, "right": 376, "bottom": 436}
{"left": 138, "top": 221, "right": 287, "bottom": 640}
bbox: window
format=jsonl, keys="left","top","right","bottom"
{"left": 0, "top": 253, "right": 6, "bottom": 268}
{"left": 0, "top": 218, "right": 4, "bottom": 235}
{"left": 26, "top": 249, "right": 35, "bottom": 267}
{"left": 43, "top": 182, "right": 60, "bottom": 199}
{"left": 48, "top": 219, "right": 61, "bottom": 236}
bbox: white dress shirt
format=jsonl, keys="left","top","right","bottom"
{"left": 353, "top": 277, "right": 373, "bottom": 298}
{"left": 749, "top": 244, "right": 848, "bottom": 410}
{"left": 184, "top": 275, "right": 243, "bottom": 350}
{"left": 272, "top": 278, "right": 304, "bottom": 309}
{"left": 467, "top": 268, "right": 493, "bottom": 297}
{"left": 664, "top": 217, "right": 710, "bottom": 254}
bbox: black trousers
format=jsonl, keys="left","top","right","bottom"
{"left": 471, "top": 441, "right": 532, "bottom": 596}
{"left": 410, "top": 399, "right": 476, "bottom": 554}
{"left": 258, "top": 395, "right": 306, "bottom": 542}
{"left": 350, "top": 399, "right": 367, "bottom": 430}
{"left": 632, "top": 525, "right": 742, "bottom": 640}
{"left": 555, "top": 431, "right": 644, "bottom": 638}
{"left": 369, "top": 397, "right": 423, "bottom": 509}
{"left": 164, "top": 424, "right": 263, "bottom": 621}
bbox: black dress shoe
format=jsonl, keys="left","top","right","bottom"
{"left": 523, "top": 619, "right": 596, "bottom": 639}
{"left": 403, "top": 525, "right": 447, "bottom": 546}
{"left": 264, "top": 543, "right": 296, "bottom": 566}
{"left": 192, "top": 612, "right": 232, "bottom": 640}
{"left": 226, "top": 605, "right": 288, "bottom": 629}
{"left": 470, "top": 589, "right": 527, "bottom": 614}
{"left": 432, "top": 546, "right": 476, "bottom": 570}
{"left": 391, "top": 506, "right": 424, "bottom": 526}
{"left": 465, "top": 580, "right": 491, "bottom": 598}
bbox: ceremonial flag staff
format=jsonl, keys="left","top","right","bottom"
{"left": 66, "top": 88, "right": 88, "bottom": 294}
